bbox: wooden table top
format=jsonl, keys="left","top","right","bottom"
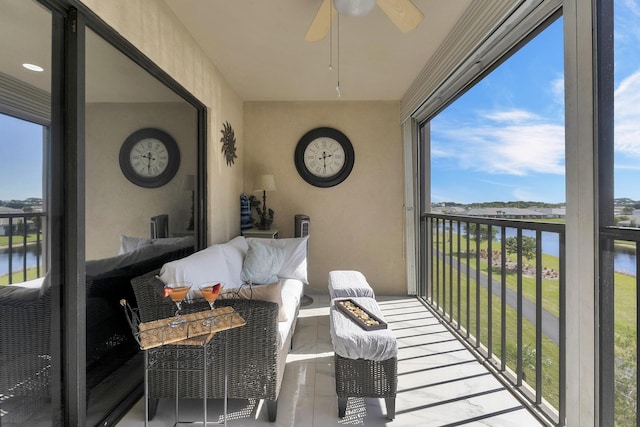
{"left": 137, "top": 306, "right": 246, "bottom": 350}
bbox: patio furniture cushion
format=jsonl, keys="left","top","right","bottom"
{"left": 241, "top": 239, "right": 286, "bottom": 285}
{"left": 219, "top": 281, "right": 288, "bottom": 322}
{"left": 247, "top": 236, "right": 309, "bottom": 283}
{"left": 329, "top": 297, "right": 397, "bottom": 361}
{"left": 328, "top": 270, "right": 375, "bottom": 299}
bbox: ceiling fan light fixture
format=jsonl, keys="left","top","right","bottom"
{"left": 333, "top": 0, "right": 376, "bottom": 17}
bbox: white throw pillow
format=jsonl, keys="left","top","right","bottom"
{"left": 158, "top": 244, "right": 233, "bottom": 300}
{"left": 240, "top": 240, "right": 286, "bottom": 285}
{"left": 219, "top": 236, "right": 248, "bottom": 287}
{"left": 119, "top": 235, "right": 152, "bottom": 255}
{"left": 246, "top": 236, "right": 308, "bottom": 283}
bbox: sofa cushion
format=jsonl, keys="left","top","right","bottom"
{"left": 158, "top": 244, "right": 232, "bottom": 300}
{"left": 119, "top": 235, "right": 194, "bottom": 255}
{"left": 0, "top": 282, "right": 42, "bottom": 302}
{"left": 240, "top": 239, "right": 285, "bottom": 285}
{"left": 220, "top": 281, "right": 287, "bottom": 321}
{"left": 119, "top": 235, "right": 152, "bottom": 255}
{"left": 87, "top": 244, "right": 186, "bottom": 278}
{"left": 246, "top": 236, "right": 308, "bottom": 283}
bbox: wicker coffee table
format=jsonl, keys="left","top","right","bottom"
{"left": 329, "top": 297, "right": 397, "bottom": 420}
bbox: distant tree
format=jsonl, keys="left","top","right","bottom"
{"left": 463, "top": 223, "right": 498, "bottom": 243}
{"left": 622, "top": 206, "right": 634, "bottom": 215}
{"left": 615, "top": 216, "right": 629, "bottom": 225}
{"left": 504, "top": 236, "right": 537, "bottom": 261}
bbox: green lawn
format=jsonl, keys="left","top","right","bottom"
{"left": 0, "top": 267, "right": 41, "bottom": 285}
{"left": 0, "top": 233, "right": 41, "bottom": 247}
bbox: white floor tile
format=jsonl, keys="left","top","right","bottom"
{"left": 117, "top": 294, "right": 544, "bottom": 427}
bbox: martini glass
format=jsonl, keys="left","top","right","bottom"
{"left": 166, "top": 282, "right": 192, "bottom": 326}
{"left": 199, "top": 282, "right": 223, "bottom": 327}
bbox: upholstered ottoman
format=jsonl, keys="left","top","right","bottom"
{"left": 328, "top": 270, "right": 375, "bottom": 299}
{"left": 329, "top": 297, "right": 397, "bottom": 420}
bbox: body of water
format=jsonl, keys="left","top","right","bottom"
{"left": 0, "top": 244, "right": 42, "bottom": 277}
{"left": 501, "top": 229, "right": 637, "bottom": 276}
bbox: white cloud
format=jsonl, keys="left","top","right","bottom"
{"left": 433, "top": 109, "right": 565, "bottom": 176}
{"left": 551, "top": 77, "right": 564, "bottom": 105}
{"left": 484, "top": 109, "right": 538, "bottom": 123}
{"left": 622, "top": 0, "right": 640, "bottom": 17}
{"left": 615, "top": 70, "right": 640, "bottom": 157}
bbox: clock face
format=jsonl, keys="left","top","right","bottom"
{"left": 295, "top": 127, "right": 354, "bottom": 188}
{"left": 119, "top": 128, "right": 180, "bottom": 188}
{"left": 303, "top": 137, "right": 346, "bottom": 178}
{"left": 129, "top": 138, "right": 170, "bottom": 178}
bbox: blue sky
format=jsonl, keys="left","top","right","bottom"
{"left": 431, "top": 1, "right": 640, "bottom": 205}
{"left": 0, "top": 114, "right": 44, "bottom": 200}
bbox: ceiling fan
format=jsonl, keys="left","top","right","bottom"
{"left": 305, "top": 0, "right": 424, "bottom": 42}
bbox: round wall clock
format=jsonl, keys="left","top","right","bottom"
{"left": 119, "top": 128, "right": 180, "bottom": 188}
{"left": 294, "top": 127, "right": 355, "bottom": 188}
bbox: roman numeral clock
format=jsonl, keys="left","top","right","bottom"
{"left": 294, "top": 127, "right": 355, "bottom": 188}
{"left": 119, "top": 128, "right": 180, "bottom": 188}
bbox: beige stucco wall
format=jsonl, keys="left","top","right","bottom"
{"left": 85, "top": 102, "right": 197, "bottom": 260}
{"left": 80, "top": 1, "right": 407, "bottom": 295}
{"left": 244, "top": 101, "right": 406, "bottom": 296}
{"left": 80, "top": 0, "right": 244, "bottom": 245}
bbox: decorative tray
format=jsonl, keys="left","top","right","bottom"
{"left": 136, "top": 307, "right": 245, "bottom": 350}
{"left": 335, "top": 299, "right": 387, "bottom": 331}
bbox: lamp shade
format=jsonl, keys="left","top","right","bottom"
{"left": 333, "top": 0, "right": 376, "bottom": 17}
{"left": 256, "top": 174, "right": 276, "bottom": 192}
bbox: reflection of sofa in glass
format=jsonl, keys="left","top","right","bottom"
{"left": 0, "top": 239, "right": 194, "bottom": 425}
{"left": 130, "top": 236, "right": 307, "bottom": 422}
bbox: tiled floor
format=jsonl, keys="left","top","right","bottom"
{"left": 117, "top": 295, "right": 543, "bottom": 426}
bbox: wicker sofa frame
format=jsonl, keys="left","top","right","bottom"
{"left": 130, "top": 270, "right": 296, "bottom": 422}
{"left": 0, "top": 245, "right": 194, "bottom": 425}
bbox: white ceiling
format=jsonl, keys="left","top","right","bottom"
{"left": 163, "top": 0, "right": 472, "bottom": 102}
{"left": 1, "top": 1, "right": 474, "bottom": 105}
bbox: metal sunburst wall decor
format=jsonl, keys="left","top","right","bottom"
{"left": 220, "top": 121, "right": 237, "bottom": 166}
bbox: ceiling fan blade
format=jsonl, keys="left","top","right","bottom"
{"left": 305, "top": 0, "right": 337, "bottom": 42}
{"left": 376, "top": 0, "right": 424, "bottom": 33}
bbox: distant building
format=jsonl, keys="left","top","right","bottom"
{"left": 0, "top": 207, "right": 38, "bottom": 236}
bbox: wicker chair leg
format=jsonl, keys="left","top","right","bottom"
{"left": 266, "top": 399, "right": 278, "bottom": 422}
{"left": 338, "top": 397, "right": 347, "bottom": 418}
{"left": 385, "top": 397, "right": 395, "bottom": 420}
{"left": 148, "top": 398, "right": 159, "bottom": 420}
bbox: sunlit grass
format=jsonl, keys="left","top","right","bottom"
{"left": 0, "top": 233, "right": 41, "bottom": 247}
{"left": 0, "top": 267, "right": 41, "bottom": 285}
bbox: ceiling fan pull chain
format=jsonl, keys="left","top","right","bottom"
{"left": 329, "top": 0, "right": 333, "bottom": 71}
{"left": 336, "top": 13, "right": 341, "bottom": 98}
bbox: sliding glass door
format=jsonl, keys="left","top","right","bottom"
{"left": 0, "top": 1, "right": 55, "bottom": 425}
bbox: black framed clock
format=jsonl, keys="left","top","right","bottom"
{"left": 294, "top": 127, "right": 355, "bottom": 188}
{"left": 119, "top": 128, "right": 180, "bottom": 188}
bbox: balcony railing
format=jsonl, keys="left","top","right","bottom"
{"left": 599, "top": 225, "right": 639, "bottom": 426}
{"left": 420, "top": 213, "right": 566, "bottom": 426}
{"left": 0, "top": 212, "right": 46, "bottom": 285}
